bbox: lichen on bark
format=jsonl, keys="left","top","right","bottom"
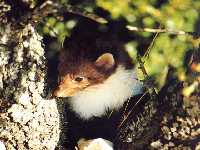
{"left": 0, "top": 22, "right": 60, "bottom": 150}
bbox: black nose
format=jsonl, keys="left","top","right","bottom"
{"left": 41, "top": 81, "right": 57, "bottom": 99}
{"left": 41, "top": 88, "right": 54, "bottom": 99}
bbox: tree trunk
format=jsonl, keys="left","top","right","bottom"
{"left": 0, "top": 2, "right": 60, "bottom": 149}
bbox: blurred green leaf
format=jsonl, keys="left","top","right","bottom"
{"left": 38, "top": 0, "right": 200, "bottom": 88}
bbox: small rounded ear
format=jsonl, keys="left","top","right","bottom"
{"left": 95, "top": 53, "right": 115, "bottom": 70}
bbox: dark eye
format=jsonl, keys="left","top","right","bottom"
{"left": 87, "top": 77, "right": 93, "bottom": 80}
{"left": 74, "top": 76, "right": 84, "bottom": 82}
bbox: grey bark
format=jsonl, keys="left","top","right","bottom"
{"left": 0, "top": 2, "right": 60, "bottom": 149}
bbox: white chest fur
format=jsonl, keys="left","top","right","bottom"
{"left": 69, "top": 66, "right": 142, "bottom": 120}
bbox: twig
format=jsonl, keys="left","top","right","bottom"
{"left": 126, "top": 25, "right": 200, "bottom": 38}
{"left": 118, "top": 32, "right": 159, "bottom": 129}
{"left": 118, "top": 91, "right": 148, "bottom": 129}
{"left": 22, "top": 0, "right": 107, "bottom": 28}
{"left": 137, "top": 55, "right": 158, "bottom": 97}
{"left": 63, "top": 4, "right": 107, "bottom": 24}
{"left": 37, "top": 0, "right": 108, "bottom": 24}
{"left": 144, "top": 31, "right": 159, "bottom": 58}
{"left": 121, "top": 97, "right": 131, "bottom": 118}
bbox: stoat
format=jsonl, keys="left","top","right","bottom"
{"left": 53, "top": 33, "right": 142, "bottom": 120}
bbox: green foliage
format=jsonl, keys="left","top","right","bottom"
{"left": 96, "top": 0, "right": 199, "bottom": 87}
{"left": 42, "top": 17, "right": 77, "bottom": 43}
{"left": 39, "top": 0, "right": 200, "bottom": 88}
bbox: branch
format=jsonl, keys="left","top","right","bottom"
{"left": 126, "top": 25, "right": 200, "bottom": 38}
{"left": 32, "top": 0, "right": 107, "bottom": 25}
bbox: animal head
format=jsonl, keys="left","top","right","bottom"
{"left": 53, "top": 52, "right": 116, "bottom": 97}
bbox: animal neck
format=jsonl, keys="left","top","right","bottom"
{"left": 69, "top": 65, "right": 143, "bottom": 120}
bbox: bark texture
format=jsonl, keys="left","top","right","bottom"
{"left": 0, "top": 2, "right": 60, "bottom": 149}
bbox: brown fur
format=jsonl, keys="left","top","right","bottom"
{"left": 53, "top": 32, "right": 134, "bottom": 97}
